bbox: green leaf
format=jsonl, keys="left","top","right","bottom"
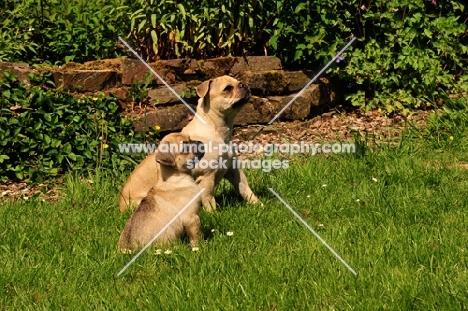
{"left": 295, "top": 3, "right": 306, "bottom": 13}
{"left": 294, "top": 50, "right": 303, "bottom": 60}
{"left": 151, "top": 14, "right": 157, "bottom": 28}
{"left": 269, "top": 35, "right": 278, "bottom": 50}
{"left": 423, "top": 28, "right": 432, "bottom": 38}
{"left": 137, "top": 20, "right": 146, "bottom": 32}
{"left": 52, "top": 139, "right": 61, "bottom": 148}
{"left": 63, "top": 142, "right": 72, "bottom": 154}
{"left": 461, "top": 45, "right": 468, "bottom": 54}
{"left": 177, "top": 4, "right": 186, "bottom": 17}
{"left": 15, "top": 171, "right": 23, "bottom": 180}
{"left": 68, "top": 152, "right": 77, "bottom": 161}
{"left": 44, "top": 134, "right": 51, "bottom": 145}
{"left": 151, "top": 30, "right": 158, "bottom": 55}
{"left": 0, "top": 155, "right": 10, "bottom": 163}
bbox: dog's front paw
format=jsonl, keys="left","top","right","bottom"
{"left": 202, "top": 197, "right": 217, "bottom": 212}
{"left": 250, "top": 199, "right": 264, "bottom": 207}
{"left": 118, "top": 247, "right": 134, "bottom": 254}
{"left": 246, "top": 194, "right": 263, "bottom": 206}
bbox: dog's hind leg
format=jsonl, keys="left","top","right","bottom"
{"left": 185, "top": 215, "right": 201, "bottom": 246}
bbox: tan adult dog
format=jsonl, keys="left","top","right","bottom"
{"left": 181, "top": 75, "right": 259, "bottom": 211}
{"left": 118, "top": 133, "right": 204, "bottom": 252}
{"left": 118, "top": 75, "right": 260, "bottom": 212}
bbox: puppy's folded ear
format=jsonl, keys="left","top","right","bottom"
{"left": 196, "top": 80, "right": 211, "bottom": 98}
{"left": 155, "top": 151, "right": 175, "bottom": 166}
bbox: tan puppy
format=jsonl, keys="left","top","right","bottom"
{"left": 181, "top": 75, "right": 260, "bottom": 211}
{"left": 118, "top": 133, "right": 204, "bottom": 252}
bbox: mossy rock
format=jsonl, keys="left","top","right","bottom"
{"left": 198, "top": 57, "right": 238, "bottom": 79}
{"left": 262, "top": 71, "right": 288, "bottom": 94}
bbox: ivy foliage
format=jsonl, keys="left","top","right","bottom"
{"left": 341, "top": 1, "right": 468, "bottom": 112}
{"left": 0, "top": 72, "right": 152, "bottom": 182}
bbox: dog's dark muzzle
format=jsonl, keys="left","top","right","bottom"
{"left": 234, "top": 83, "right": 251, "bottom": 107}
{"left": 193, "top": 140, "right": 205, "bottom": 161}
{"left": 183, "top": 140, "right": 205, "bottom": 161}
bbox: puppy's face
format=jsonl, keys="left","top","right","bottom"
{"left": 155, "top": 133, "right": 204, "bottom": 173}
{"left": 196, "top": 75, "right": 251, "bottom": 115}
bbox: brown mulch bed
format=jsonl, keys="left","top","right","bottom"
{"left": 0, "top": 181, "right": 61, "bottom": 202}
{"left": 232, "top": 108, "right": 431, "bottom": 157}
{"left": 0, "top": 108, "right": 435, "bottom": 202}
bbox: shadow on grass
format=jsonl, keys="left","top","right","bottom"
{"left": 213, "top": 181, "right": 272, "bottom": 212}
{"left": 195, "top": 180, "right": 272, "bottom": 240}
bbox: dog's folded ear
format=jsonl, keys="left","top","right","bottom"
{"left": 155, "top": 150, "right": 175, "bottom": 166}
{"left": 196, "top": 80, "right": 211, "bottom": 98}
{"left": 196, "top": 80, "right": 212, "bottom": 113}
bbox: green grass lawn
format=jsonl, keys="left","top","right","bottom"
{"left": 1, "top": 113, "right": 468, "bottom": 310}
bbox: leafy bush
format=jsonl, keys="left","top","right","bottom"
{"left": 126, "top": 0, "right": 283, "bottom": 61}
{"left": 125, "top": 0, "right": 358, "bottom": 65}
{"left": 267, "top": 1, "right": 358, "bottom": 67}
{"left": 342, "top": 1, "right": 468, "bottom": 112}
{"left": 0, "top": 72, "right": 154, "bottom": 182}
{"left": 1, "top": 0, "right": 467, "bottom": 112}
{"left": 0, "top": 0, "right": 129, "bottom": 64}
{"left": 127, "top": 0, "right": 468, "bottom": 111}
{"left": 0, "top": 0, "right": 39, "bottom": 62}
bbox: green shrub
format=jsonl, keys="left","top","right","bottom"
{"left": 126, "top": 0, "right": 280, "bottom": 60}
{"left": 125, "top": 0, "right": 357, "bottom": 66}
{"left": 0, "top": 72, "right": 154, "bottom": 182}
{"left": 341, "top": 1, "right": 468, "bottom": 112}
{"left": 267, "top": 1, "right": 358, "bottom": 67}
{"left": 127, "top": 0, "right": 468, "bottom": 111}
{"left": 0, "top": 0, "right": 39, "bottom": 62}
{"left": 0, "top": 0, "right": 129, "bottom": 64}
{"left": 1, "top": 0, "right": 467, "bottom": 112}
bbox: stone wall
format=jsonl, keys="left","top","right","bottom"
{"left": 0, "top": 56, "right": 342, "bottom": 132}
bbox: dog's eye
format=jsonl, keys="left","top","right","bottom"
{"left": 223, "top": 85, "right": 233, "bottom": 92}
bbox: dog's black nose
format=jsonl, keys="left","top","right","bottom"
{"left": 239, "top": 83, "right": 246, "bottom": 89}
{"left": 193, "top": 140, "right": 205, "bottom": 160}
